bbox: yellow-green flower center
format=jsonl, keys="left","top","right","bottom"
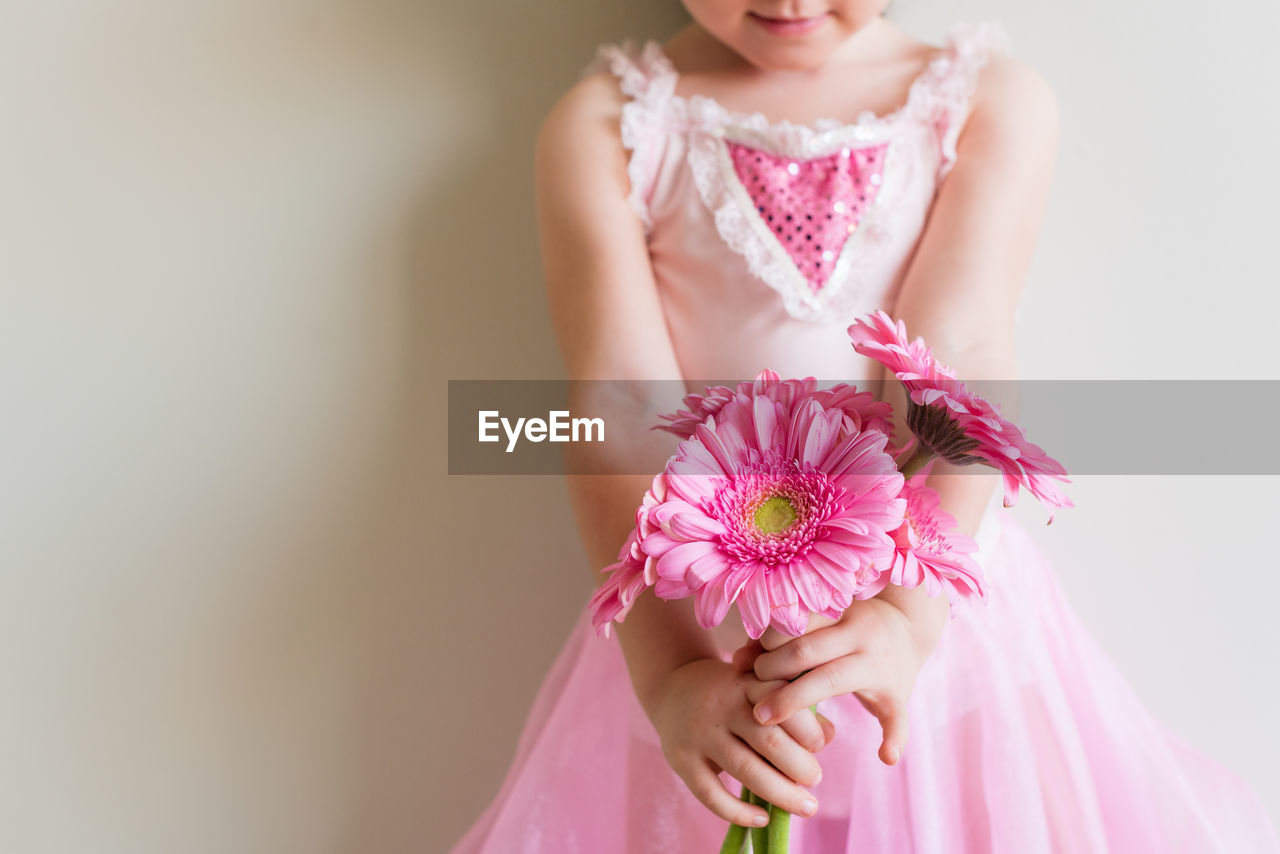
{"left": 754, "top": 495, "right": 798, "bottom": 534}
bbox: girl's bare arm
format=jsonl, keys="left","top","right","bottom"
{"left": 750, "top": 54, "right": 1061, "bottom": 765}
{"left": 534, "top": 70, "right": 711, "bottom": 701}
{"left": 873, "top": 51, "right": 1062, "bottom": 734}
{"left": 534, "top": 69, "right": 826, "bottom": 824}
{"left": 887, "top": 51, "right": 1060, "bottom": 541}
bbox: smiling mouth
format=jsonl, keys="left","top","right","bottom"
{"left": 748, "top": 11, "right": 829, "bottom": 36}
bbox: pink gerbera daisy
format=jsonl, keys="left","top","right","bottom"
{"left": 587, "top": 532, "right": 647, "bottom": 639}
{"left": 655, "top": 371, "right": 817, "bottom": 440}
{"left": 848, "top": 310, "right": 1073, "bottom": 522}
{"left": 858, "top": 470, "right": 986, "bottom": 615}
{"left": 596, "top": 391, "right": 906, "bottom": 639}
{"left": 656, "top": 369, "right": 896, "bottom": 448}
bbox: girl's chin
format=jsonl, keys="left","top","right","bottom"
{"left": 731, "top": 30, "right": 846, "bottom": 71}
{"left": 741, "top": 46, "right": 835, "bottom": 73}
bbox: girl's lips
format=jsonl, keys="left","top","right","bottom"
{"left": 748, "top": 11, "right": 828, "bottom": 37}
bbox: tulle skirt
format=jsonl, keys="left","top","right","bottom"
{"left": 449, "top": 513, "right": 1280, "bottom": 853}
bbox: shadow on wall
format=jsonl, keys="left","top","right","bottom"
{"left": 349, "top": 2, "right": 688, "bottom": 852}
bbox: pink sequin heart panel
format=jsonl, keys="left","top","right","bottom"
{"left": 725, "top": 140, "right": 890, "bottom": 294}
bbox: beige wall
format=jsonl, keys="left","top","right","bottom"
{"left": 0, "top": 2, "right": 683, "bottom": 851}
{"left": 2, "top": 1, "right": 1276, "bottom": 853}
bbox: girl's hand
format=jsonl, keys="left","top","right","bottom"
{"left": 741, "top": 592, "right": 947, "bottom": 767}
{"left": 645, "top": 658, "right": 833, "bottom": 826}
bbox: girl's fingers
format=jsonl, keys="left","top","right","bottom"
{"left": 781, "top": 711, "right": 830, "bottom": 755}
{"left": 710, "top": 735, "right": 820, "bottom": 819}
{"left": 753, "top": 657, "right": 870, "bottom": 725}
{"left": 873, "top": 696, "right": 910, "bottom": 766}
{"left": 753, "top": 662, "right": 909, "bottom": 766}
{"left": 758, "top": 613, "right": 841, "bottom": 653}
{"left": 744, "top": 678, "right": 829, "bottom": 753}
{"left": 731, "top": 639, "right": 764, "bottom": 673}
{"left": 680, "top": 756, "right": 770, "bottom": 827}
{"left": 757, "top": 625, "right": 790, "bottom": 652}
{"left": 817, "top": 712, "right": 836, "bottom": 747}
{"left": 732, "top": 715, "right": 824, "bottom": 789}
{"left": 743, "top": 678, "right": 789, "bottom": 706}
{"left": 753, "top": 623, "right": 857, "bottom": 682}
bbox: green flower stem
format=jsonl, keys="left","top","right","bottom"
{"left": 747, "top": 789, "right": 771, "bottom": 853}
{"left": 767, "top": 803, "right": 791, "bottom": 854}
{"left": 897, "top": 442, "right": 935, "bottom": 479}
{"left": 718, "top": 785, "right": 753, "bottom": 854}
{"left": 717, "top": 685, "right": 819, "bottom": 852}
{"left": 718, "top": 820, "right": 747, "bottom": 854}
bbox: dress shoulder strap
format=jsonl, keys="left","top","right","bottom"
{"left": 590, "top": 39, "right": 678, "bottom": 104}
{"left": 581, "top": 40, "right": 679, "bottom": 234}
{"left": 912, "top": 20, "right": 1014, "bottom": 184}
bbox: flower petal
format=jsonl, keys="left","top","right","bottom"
{"left": 654, "top": 540, "right": 720, "bottom": 583}
{"left": 694, "top": 572, "right": 734, "bottom": 629}
{"left": 788, "top": 558, "right": 833, "bottom": 613}
{"left": 685, "top": 549, "right": 733, "bottom": 588}
{"left": 737, "top": 571, "right": 771, "bottom": 639}
{"left": 768, "top": 567, "right": 808, "bottom": 637}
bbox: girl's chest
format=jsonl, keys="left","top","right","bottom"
{"left": 669, "top": 59, "right": 932, "bottom": 131}
{"left": 645, "top": 109, "right": 939, "bottom": 326}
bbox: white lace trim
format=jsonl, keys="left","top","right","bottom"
{"left": 929, "top": 21, "right": 1014, "bottom": 182}
{"left": 627, "top": 19, "right": 1011, "bottom": 139}
{"left": 687, "top": 123, "right": 906, "bottom": 322}
{"left": 592, "top": 40, "right": 676, "bottom": 233}
{"left": 591, "top": 20, "right": 1012, "bottom": 310}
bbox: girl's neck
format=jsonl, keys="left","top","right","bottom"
{"left": 658, "top": 17, "right": 939, "bottom": 125}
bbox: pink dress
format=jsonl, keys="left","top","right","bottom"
{"left": 451, "top": 20, "right": 1280, "bottom": 853}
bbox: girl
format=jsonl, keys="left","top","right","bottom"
{"left": 452, "top": 3, "right": 1280, "bottom": 851}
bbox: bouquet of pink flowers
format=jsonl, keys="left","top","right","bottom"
{"left": 589, "top": 311, "right": 1070, "bottom": 853}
